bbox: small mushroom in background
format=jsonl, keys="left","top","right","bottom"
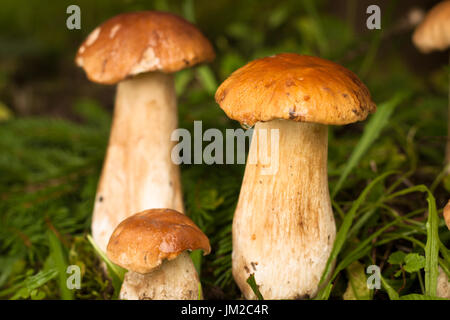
{"left": 75, "top": 11, "right": 215, "bottom": 253}
{"left": 444, "top": 200, "right": 450, "bottom": 230}
{"left": 412, "top": 1, "right": 450, "bottom": 167}
{"left": 437, "top": 202, "right": 449, "bottom": 299}
{"left": 437, "top": 267, "right": 450, "bottom": 299}
{"left": 106, "top": 209, "right": 211, "bottom": 300}
{"left": 215, "top": 53, "right": 376, "bottom": 299}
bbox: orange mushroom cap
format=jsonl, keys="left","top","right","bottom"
{"left": 215, "top": 53, "right": 376, "bottom": 128}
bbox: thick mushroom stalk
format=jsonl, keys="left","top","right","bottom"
{"left": 120, "top": 253, "right": 200, "bottom": 300}
{"left": 92, "top": 72, "right": 183, "bottom": 251}
{"left": 232, "top": 120, "right": 335, "bottom": 299}
{"left": 215, "top": 53, "right": 376, "bottom": 299}
{"left": 107, "top": 209, "right": 211, "bottom": 300}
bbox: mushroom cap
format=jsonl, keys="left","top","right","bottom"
{"left": 215, "top": 53, "right": 376, "bottom": 127}
{"left": 412, "top": 1, "right": 450, "bottom": 53}
{"left": 76, "top": 11, "right": 215, "bottom": 84}
{"left": 106, "top": 209, "right": 211, "bottom": 274}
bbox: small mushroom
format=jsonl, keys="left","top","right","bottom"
{"left": 106, "top": 208, "right": 211, "bottom": 300}
{"left": 437, "top": 267, "right": 450, "bottom": 299}
{"left": 76, "top": 11, "right": 215, "bottom": 252}
{"left": 443, "top": 200, "right": 450, "bottom": 230}
{"left": 412, "top": 1, "right": 450, "bottom": 166}
{"left": 215, "top": 53, "right": 376, "bottom": 299}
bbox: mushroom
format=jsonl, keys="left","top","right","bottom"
{"left": 107, "top": 208, "right": 211, "bottom": 300}
{"left": 437, "top": 266, "right": 450, "bottom": 299}
{"left": 412, "top": 1, "right": 450, "bottom": 166}
{"left": 443, "top": 200, "right": 450, "bottom": 230}
{"left": 215, "top": 53, "right": 376, "bottom": 299}
{"left": 75, "top": 11, "right": 215, "bottom": 252}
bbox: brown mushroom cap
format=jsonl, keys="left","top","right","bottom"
{"left": 215, "top": 53, "right": 376, "bottom": 127}
{"left": 106, "top": 209, "right": 211, "bottom": 274}
{"left": 76, "top": 11, "right": 215, "bottom": 84}
{"left": 413, "top": 1, "right": 450, "bottom": 53}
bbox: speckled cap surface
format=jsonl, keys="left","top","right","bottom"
{"left": 76, "top": 11, "right": 215, "bottom": 84}
{"left": 215, "top": 53, "right": 376, "bottom": 127}
{"left": 107, "top": 209, "right": 211, "bottom": 274}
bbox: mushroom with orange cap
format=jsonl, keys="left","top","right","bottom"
{"left": 75, "top": 11, "right": 215, "bottom": 253}
{"left": 215, "top": 53, "right": 376, "bottom": 299}
{"left": 412, "top": 1, "right": 450, "bottom": 166}
{"left": 107, "top": 208, "right": 211, "bottom": 300}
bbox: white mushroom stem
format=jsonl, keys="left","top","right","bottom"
{"left": 120, "top": 253, "right": 201, "bottom": 300}
{"left": 92, "top": 72, "right": 184, "bottom": 252}
{"left": 232, "top": 120, "right": 336, "bottom": 299}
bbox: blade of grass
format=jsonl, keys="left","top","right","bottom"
{"left": 190, "top": 249, "right": 203, "bottom": 276}
{"left": 197, "top": 66, "right": 217, "bottom": 95}
{"left": 424, "top": 190, "right": 439, "bottom": 296}
{"left": 182, "top": 0, "right": 196, "bottom": 22}
{"left": 8, "top": 269, "right": 58, "bottom": 300}
{"left": 380, "top": 274, "right": 399, "bottom": 300}
{"left": 301, "top": 0, "right": 328, "bottom": 55}
{"left": 385, "top": 185, "right": 440, "bottom": 296}
{"left": 87, "top": 234, "right": 126, "bottom": 298}
{"left": 332, "top": 93, "right": 409, "bottom": 198}
{"left": 246, "top": 274, "right": 264, "bottom": 300}
{"left": 47, "top": 231, "right": 73, "bottom": 300}
{"left": 317, "top": 171, "right": 396, "bottom": 299}
{"left": 318, "top": 211, "right": 411, "bottom": 299}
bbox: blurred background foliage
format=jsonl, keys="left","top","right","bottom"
{"left": 0, "top": 0, "right": 449, "bottom": 300}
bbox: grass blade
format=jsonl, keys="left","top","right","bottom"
{"left": 380, "top": 275, "right": 399, "bottom": 300}
{"left": 316, "top": 171, "right": 395, "bottom": 299}
{"left": 246, "top": 274, "right": 264, "bottom": 300}
{"left": 87, "top": 234, "right": 126, "bottom": 298}
{"left": 332, "top": 92, "right": 409, "bottom": 198}
{"left": 424, "top": 191, "right": 439, "bottom": 296}
{"left": 47, "top": 231, "right": 73, "bottom": 300}
{"left": 384, "top": 185, "right": 440, "bottom": 297}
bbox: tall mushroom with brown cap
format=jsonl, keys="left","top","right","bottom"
{"left": 215, "top": 53, "right": 376, "bottom": 299}
{"left": 75, "top": 11, "right": 215, "bottom": 253}
{"left": 107, "top": 208, "right": 211, "bottom": 300}
{"left": 412, "top": 1, "right": 450, "bottom": 166}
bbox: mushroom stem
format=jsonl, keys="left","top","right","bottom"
{"left": 119, "top": 252, "right": 201, "bottom": 300}
{"left": 232, "top": 120, "right": 336, "bottom": 299}
{"left": 92, "top": 72, "right": 184, "bottom": 252}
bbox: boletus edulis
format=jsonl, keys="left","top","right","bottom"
{"left": 215, "top": 53, "right": 376, "bottom": 299}
{"left": 413, "top": 1, "right": 450, "bottom": 167}
{"left": 107, "top": 209, "right": 211, "bottom": 300}
{"left": 75, "top": 11, "right": 215, "bottom": 252}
